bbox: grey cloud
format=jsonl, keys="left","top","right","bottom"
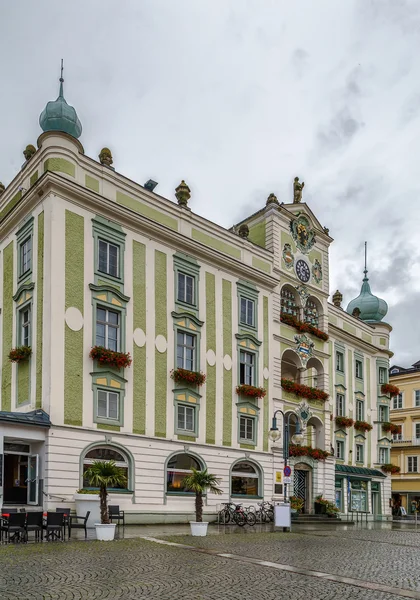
{"left": 316, "top": 108, "right": 362, "bottom": 151}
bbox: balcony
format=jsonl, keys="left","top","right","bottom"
{"left": 391, "top": 438, "right": 420, "bottom": 446}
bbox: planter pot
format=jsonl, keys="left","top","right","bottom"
{"left": 190, "top": 521, "right": 208, "bottom": 536}
{"left": 94, "top": 523, "right": 116, "bottom": 541}
{"left": 74, "top": 493, "right": 101, "bottom": 528}
{"left": 314, "top": 502, "right": 327, "bottom": 515}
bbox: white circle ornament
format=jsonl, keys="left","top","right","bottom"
{"left": 133, "top": 328, "right": 146, "bottom": 347}
{"left": 65, "top": 307, "right": 83, "bottom": 332}
{"left": 155, "top": 335, "right": 167, "bottom": 353}
{"left": 263, "top": 367, "right": 270, "bottom": 380}
{"left": 223, "top": 354, "right": 232, "bottom": 370}
{"left": 206, "top": 349, "right": 216, "bottom": 366}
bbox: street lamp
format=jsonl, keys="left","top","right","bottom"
{"left": 269, "top": 410, "right": 304, "bottom": 503}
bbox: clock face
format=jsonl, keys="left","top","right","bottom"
{"left": 296, "top": 259, "right": 310, "bottom": 283}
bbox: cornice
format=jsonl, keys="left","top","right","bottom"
{"left": 329, "top": 322, "right": 393, "bottom": 357}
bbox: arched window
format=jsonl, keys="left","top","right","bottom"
{"left": 82, "top": 446, "right": 130, "bottom": 491}
{"left": 280, "top": 287, "right": 299, "bottom": 319}
{"left": 304, "top": 298, "right": 319, "bottom": 327}
{"left": 166, "top": 453, "right": 203, "bottom": 494}
{"left": 231, "top": 460, "right": 261, "bottom": 498}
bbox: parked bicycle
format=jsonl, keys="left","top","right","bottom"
{"left": 255, "top": 501, "right": 274, "bottom": 523}
{"left": 218, "top": 502, "right": 256, "bottom": 526}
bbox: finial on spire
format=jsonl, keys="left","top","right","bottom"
{"left": 364, "top": 241, "right": 368, "bottom": 279}
{"left": 59, "top": 59, "right": 64, "bottom": 98}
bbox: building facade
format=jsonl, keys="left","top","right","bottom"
{"left": 390, "top": 361, "right": 420, "bottom": 514}
{"left": 0, "top": 76, "right": 393, "bottom": 521}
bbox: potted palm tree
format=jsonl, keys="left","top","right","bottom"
{"left": 83, "top": 460, "right": 127, "bottom": 541}
{"left": 182, "top": 468, "right": 222, "bottom": 536}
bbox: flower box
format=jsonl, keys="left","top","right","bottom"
{"left": 335, "top": 416, "right": 354, "bottom": 429}
{"left": 382, "top": 422, "right": 401, "bottom": 435}
{"left": 281, "top": 379, "right": 329, "bottom": 402}
{"left": 280, "top": 313, "right": 329, "bottom": 342}
{"left": 354, "top": 420, "right": 373, "bottom": 433}
{"left": 381, "top": 383, "right": 400, "bottom": 397}
{"left": 89, "top": 346, "right": 132, "bottom": 369}
{"left": 381, "top": 463, "right": 400, "bottom": 474}
{"left": 236, "top": 385, "right": 266, "bottom": 399}
{"left": 8, "top": 346, "right": 32, "bottom": 363}
{"left": 289, "top": 444, "right": 330, "bottom": 461}
{"left": 289, "top": 496, "right": 304, "bottom": 513}
{"left": 170, "top": 368, "right": 206, "bottom": 387}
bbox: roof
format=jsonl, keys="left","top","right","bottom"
{"left": 0, "top": 409, "right": 51, "bottom": 428}
{"left": 335, "top": 464, "right": 386, "bottom": 478}
{"left": 389, "top": 362, "right": 420, "bottom": 376}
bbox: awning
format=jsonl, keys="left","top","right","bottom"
{"left": 0, "top": 409, "right": 51, "bottom": 428}
{"left": 335, "top": 464, "right": 386, "bottom": 478}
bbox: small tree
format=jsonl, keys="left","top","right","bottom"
{"left": 83, "top": 460, "right": 127, "bottom": 524}
{"left": 182, "top": 468, "right": 222, "bottom": 522}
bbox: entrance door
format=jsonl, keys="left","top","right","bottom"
{"left": 371, "top": 492, "right": 380, "bottom": 518}
{"left": 294, "top": 470, "right": 308, "bottom": 512}
{"left": 27, "top": 455, "right": 39, "bottom": 505}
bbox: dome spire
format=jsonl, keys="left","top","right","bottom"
{"left": 39, "top": 60, "right": 82, "bottom": 139}
{"left": 345, "top": 241, "right": 388, "bottom": 322}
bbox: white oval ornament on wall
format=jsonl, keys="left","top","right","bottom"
{"left": 65, "top": 307, "right": 84, "bottom": 332}
{"left": 206, "top": 349, "right": 216, "bottom": 366}
{"left": 133, "top": 328, "right": 146, "bottom": 347}
{"left": 155, "top": 335, "right": 167, "bottom": 353}
{"left": 223, "top": 354, "right": 232, "bottom": 371}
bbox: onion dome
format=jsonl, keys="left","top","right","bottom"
{"left": 39, "top": 61, "right": 82, "bottom": 139}
{"left": 346, "top": 243, "right": 388, "bottom": 322}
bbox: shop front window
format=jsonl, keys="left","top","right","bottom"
{"left": 82, "top": 446, "right": 129, "bottom": 490}
{"left": 350, "top": 480, "right": 367, "bottom": 512}
{"left": 231, "top": 461, "right": 261, "bottom": 497}
{"left": 166, "top": 453, "right": 203, "bottom": 494}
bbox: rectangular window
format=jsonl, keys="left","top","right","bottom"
{"left": 177, "top": 405, "right": 195, "bottom": 432}
{"left": 355, "top": 360, "right": 363, "bottom": 379}
{"left": 240, "top": 297, "right": 255, "bottom": 327}
{"left": 336, "top": 393, "right": 345, "bottom": 417}
{"left": 176, "top": 331, "right": 196, "bottom": 371}
{"left": 336, "top": 351, "right": 344, "bottom": 372}
{"left": 408, "top": 457, "right": 418, "bottom": 473}
{"left": 379, "top": 448, "right": 388, "bottom": 464}
{"left": 239, "top": 350, "right": 255, "bottom": 385}
{"left": 356, "top": 444, "right": 364, "bottom": 463}
{"left": 96, "top": 307, "right": 120, "bottom": 351}
{"left": 356, "top": 399, "right": 364, "bottom": 421}
{"left": 97, "top": 390, "right": 119, "bottom": 420}
{"left": 239, "top": 416, "right": 255, "bottom": 442}
{"left": 415, "top": 423, "right": 420, "bottom": 441}
{"left": 393, "top": 393, "right": 403, "bottom": 410}
{"left": 415, "top": 391, "right": 420, "bottom": 407}
{"left": 379, "top": 367, "right": 387, "bottom": 384}
{"left": 336, "top": 440, "right": 344, "bottom": 459}
{"left": 177, "top": 272, "right": 195, "bottom": 305}
{"left": 393, "top": 431, "right": 403, "bottom": 442}
{"left": 20, "top": 237, "right": 32, "bottom": 276}
{"left": 379, "top": 405, "right": 388, "bottom": 422}
{"left": 20, "top": 307, "right": 31, "bottom": 346}
{"left": 98, "top": 239, "right": 119, "bottom": 278}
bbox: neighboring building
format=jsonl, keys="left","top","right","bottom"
{"left": 390, "top": 361, "right": 420, "bottom": 513}
{"left": 0, "top": 73, "right": 393, "bottom": 521}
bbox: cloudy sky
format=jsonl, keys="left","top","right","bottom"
{"left": 1, "top": 0, "right": 418, "bottom": 366}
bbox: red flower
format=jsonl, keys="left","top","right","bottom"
{"left": 89, "top": 346, "right": 132, "bottom": 370}
{"left": 335, "top": 416, "right": 354, "bottom": 429}
{"left": 382, "top": 422, "right": 401, "bottom": 435}
{"left": 170, "top": 368, "right": 206, "bottom": 387}
{"left": 289, "top": 444, "right": 330, "bottom": 461}
{"left": 236, "top": 385, "right": 267, "bottom": 399}
{"left": 281, "top": 379, "right": 329, "bottom": 402}
{"left": 381, "top": 463, "right": 400, "bottom": 474}
{"left": 381, "top": 383, "right": 400, "bottom": 397}
{"left": 8, "top": 346, "right": 32, "bottom": 363}
{"left": 280, "top": 313, "right": 329, "bottom": 341}
{"left": 354, "top": 420, "right": 373, "bottom": 432}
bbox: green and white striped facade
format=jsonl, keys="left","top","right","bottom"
{"left": 0, "top": 130, "right": 392, "bottom": 520}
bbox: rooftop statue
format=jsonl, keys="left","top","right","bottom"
{"left": 293, "top": 177, "right": 304, "bottom": 203}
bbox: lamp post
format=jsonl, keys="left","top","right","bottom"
{"left": 269, "top": 410, "right": 304, "bottom": 504}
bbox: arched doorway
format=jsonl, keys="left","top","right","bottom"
{"left": 293, "top": 462, "right": 313, "bottom": 513}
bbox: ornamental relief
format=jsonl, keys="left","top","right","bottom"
{"left": 290, "top": 215, "right": 316, "bottom": 254}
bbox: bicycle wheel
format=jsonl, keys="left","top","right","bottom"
{"left": 266, "top": 509, "right": 274, "bottom": 522}
{"left": 246, "top": 512, "right": 257, "bottom": 526}
{"left": 234, "top": 512, "right": 246, "bottom": 527}
{"left": 218, "top": 509, "right": 229, "bottom": 524}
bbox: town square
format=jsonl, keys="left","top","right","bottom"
{"left": 1, "top": 1, "right": 420, "bottom": 598}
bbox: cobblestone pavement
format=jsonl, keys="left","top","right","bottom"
{"left": 0, "top": 529, "right": 419, "bottom": 600}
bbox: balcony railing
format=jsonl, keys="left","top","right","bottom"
{"left": 392, "top": 438, "right": 420, "bottom": 445}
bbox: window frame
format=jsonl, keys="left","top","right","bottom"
{"left": 408, "top": 456, "right": 418, "bottom": 473}
{"left": 355, "top": 443, "right": 364, "bottom": 463}
{"left": 96, "top": 305, "right": 121, "bottom": 352}
{"left": 415, "top": 391, "right": 420, "bottom": 408}
{"left": 239, "top": 349, "right": 256, "bottom": 386}
{"left": 16, "top": 216, "right": 34, "bottom": 284}
{"left": 98, "top": 238, "right": 120, "bottom": 279}
{"left": 335, "top": 440, "right": 344, "bottom": 460}
{"left": 356, "top": 399, "right": 364, "bottom": 421}
{"left": 174, "top": 396, "right": 200, "bottom": 438}
{"left": 378, "top": 405, "right": 389, "bottom": 422}
{"left": 237, "top": 280, "right": 259, "bottom": 334}
{"left": 415, "top": 423, "right": 420, "bottom": 441}
{"left": 176, "top": 330, "right": 197, "bottom": 371}
{"left": 355, "top": 359, "right": 363, "bottom": 380}
{"left": 81, "top": 444, "right": 131, "bottom": 492}
{"left": 231, "top": 459, "right": 262, "bottom": 499}
{"left": 336, "top": 393, "right": 345, "bottom": 417}
{"left": 378, "top": 367, "right": 387, "bottom": 384}
{"left": 19, "top": 304, "right": 31, "bottom": 347}
{"left": 97, "top": 389, "right": 120, "bottom": 421}
{"left": 173, "top": 253, "right": 200, "bottom": 314}
{"left": 336, "top": 351, "right": 344, "bottom": 373}
{"left": 393, "top": 393, "right": 403, "bottom": 410}
{"left": 177, "top": 271, "right": 195, "bottom": 306}
{"left": 378, "top": 448, "right": 388, "bottom": 465}
{"left": 92, "top": 372, "right": 126, "bottom": 428}
{"left": 166, "top": 452, "right": 205, "bottom": 496}
{"left": 240, "top": 297, "right": 255, "bottom": 328}
{"left": 92, "top": 216, "right": 126, "bottom": 286}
